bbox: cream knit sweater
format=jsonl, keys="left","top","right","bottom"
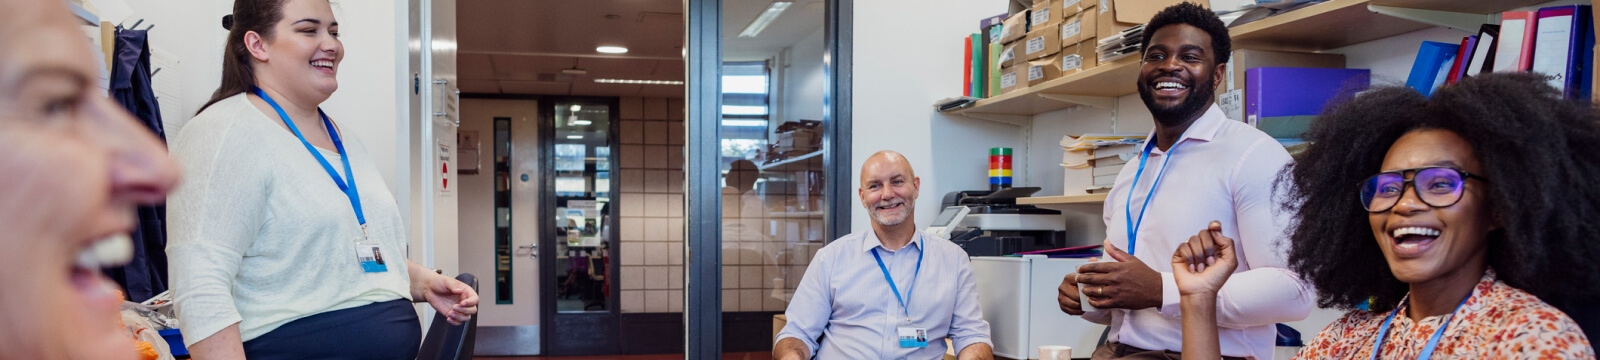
{"left": 167, "top": 94, "right": 411, "bottom": 346}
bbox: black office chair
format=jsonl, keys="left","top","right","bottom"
{"left": 416, "top": 273, "right": 479, "bottom": 360}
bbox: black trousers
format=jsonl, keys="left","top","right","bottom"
{"left": 243, "top": 299, "right": 422, "bottom": 360}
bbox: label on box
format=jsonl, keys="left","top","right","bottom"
{"left": 1062, "top": 19, "right": 1081, "bottom": 39}
{"left": 1219, "top": 89, "right": 1243, "bottom": 122}
{"left": 1000, "top": 46, "right": 1016, "bottom": 63}
{"left": 1062, "top": 54, "right": 1084, "bottom": 71}
{"left": 1027, "top": 36, "right": 1045, "bottom": 54}
{"left": 1029, "top": 64, "right": 1045, "bottom": 81}
{"left": 1032, "top": 7, "right": 1051, "bottom": 26}
{"left": 1226, "top": 54, "right": 1236, "bottom": 90}
{"left": 1001, "top": 72, "right": 1018, "bottom": 88}
{"left": 1100, "top": 0, "right": 1110, "bottom": 14}
{"left": 1064, "top": 0, "right": 1081, "bottom": 7}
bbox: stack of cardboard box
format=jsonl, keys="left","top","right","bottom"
{"left": 998, "top": 0, "right": 1121, "bottom": 95}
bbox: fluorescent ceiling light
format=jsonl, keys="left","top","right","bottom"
{"left": 739, "top": 2, "right": 792, "bottom": 38}
{"left": 596, "top": 46, "right": 628, "bottom": 54}
{"left": 573, "top": 120, "right": 593, "bottom": 126}
{"left": 571, "top": 105, "right": 582, "bottom": 111}
{"left": 595, "top": 79, "right": 685, "bottom": 85}
{"left": 722, "top": 119, "right": 767, "bottom": 127}
{"left": 567, "top": 135, "right": 584, "bottom": 139}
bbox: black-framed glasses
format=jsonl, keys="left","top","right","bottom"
{"left": 1358, "top": 166, "right": 1489, "bottom": 213}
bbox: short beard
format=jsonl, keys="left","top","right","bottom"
{"left": 868, "top": 197, "right": 915, "bottom": 227}
{"left": 1138, "top": 75, "right": 1216, "bottom": 127}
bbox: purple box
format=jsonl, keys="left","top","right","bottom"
{"left": 1245, "top": 67, "right": 1371, "bottom": 121}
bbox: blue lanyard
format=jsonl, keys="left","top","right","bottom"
{"left": 252, "top": 87, "right": 366, "bottom": 226}
{"left": 1369, "top": 292, "right": 1472, "bottom": 360}
{"left": 870, "top": 235, "right": 924, "bottom": 323}
{"left": 1122, "top": 139, "right": 1177, "bottom": 255}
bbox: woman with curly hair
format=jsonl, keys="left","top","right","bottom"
{"left": 1170, "top": 73, "right": 1598, "bottom": 359}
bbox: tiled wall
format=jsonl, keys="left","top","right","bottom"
{"left": 720, "top": 157, "right": 827, "bottom": 313}
{"left": 616, "top": 97, "right": 828, "bottom": 314}
{"left": 618, "top": 97, "right": 687, "bottom": 313}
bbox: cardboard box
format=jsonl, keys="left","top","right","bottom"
{"left": 1031, "top": 0, "right": 1061, "bottom": 30}
{"left": 999, "top": 42, "right": 1022, "bottom": 68}
{"left": 1097, "top": 0, "right": 1207, "bottom": 43}
{"left": 1060, "top": 12, "right": 1097, "bottom": 45}
{"left": 1002, "top": 12, "right": 1029, "bottom": 44}
{"left": 1224, "top": 49, "right": 1345, "bottom": 94}
{"left": 1000, "top": 66, "right": 1030, "bottom": 94}
{"left": 1059, "top": 38, "right": 1100, "bottom": 74}
{"left": 773, "top": 315, "right": 787, "bottom": 344}
{"left": 1023, "top": 26, "right": 1061, "bottom": 60}
{"left": 1027, "top": 54, "right": 1064, "bottom": 86}
{"left": 1060, "top": 0, "right": 1090, "bottom": 18}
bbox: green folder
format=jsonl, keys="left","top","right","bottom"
{"left": 988, "top": 43, "right": 1002, "bottom": 97}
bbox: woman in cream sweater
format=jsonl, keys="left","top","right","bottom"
{"left": 167, "top": 0, "right": 477, "bottom": 359}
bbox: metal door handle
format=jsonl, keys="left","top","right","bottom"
{"left": 517, "top": 244, "right": 537, "bottom": 259}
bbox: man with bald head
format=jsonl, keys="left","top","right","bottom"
{"left": 775, "top": 151, "right": 993, "bottom": 360}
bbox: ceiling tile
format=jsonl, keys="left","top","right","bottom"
{"left": 500, "top": 81, "right": 572, "bottom": 95}
{"left": 458, "top": 53, "right": 497, "bottom": 81}
{"left": 635, "top": 84, "right": 685, "bottom": 98}
{"left": 458, "top": 79, "right": 501, "bottom": 94}
{"left": 570, "top": 81, "right": 643, "bottom": 97}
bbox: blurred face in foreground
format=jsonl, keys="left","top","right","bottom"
{"left": 0, "top": 0, "right": 180, "bottom": 358}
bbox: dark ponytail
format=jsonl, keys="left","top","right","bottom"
{"left": 197, "top": 0, "right": 288, "bottom": 114}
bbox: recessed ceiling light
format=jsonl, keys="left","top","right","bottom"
{"left": 571, "top": 105, "right": 582, "bottom": 111}
{"left": 739, "top": 2, "right": 792, "bottom": 38}
{"left": 596, "top": 46, "right": 628, "bottom": 54}
{"left": 567, "top": 135, "right": 584, "bottom": 139}
{"left": 595, "top": 79, "right": 685, "bottom": 85}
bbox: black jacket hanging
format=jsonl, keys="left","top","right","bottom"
{"left": 105, "top": 26, "right": 169, "bottom": 303}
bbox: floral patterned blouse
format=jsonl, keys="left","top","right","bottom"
{"left": 1297, "top": 269, "right": 1594, "bottom": 359}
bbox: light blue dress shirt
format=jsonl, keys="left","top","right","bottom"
{"left": 776, "top": 229, "right": 992, "bottom": 359}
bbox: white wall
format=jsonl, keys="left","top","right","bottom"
{"left": 117, "top": 0, "right": 407, "bottom": 196}
{"left": 852, "top": 0, "right": 1027, "bottom": 232}
{"left": 782, "top": 28, "right": 827, "bottom": 125}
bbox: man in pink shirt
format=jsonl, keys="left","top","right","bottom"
{"left": 1054, "top": 3, "right": 1313, "bottom": 359}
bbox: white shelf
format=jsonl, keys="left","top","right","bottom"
{"left": 757, "top": 151, "right": 822, "bottom": 170}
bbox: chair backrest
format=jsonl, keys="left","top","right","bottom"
{"left": 416, "top": 273, "right": 479, "bottom": 360}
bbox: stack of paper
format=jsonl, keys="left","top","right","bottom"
{"left": 1061, "top": 134, "right": 1146, "bottom": 193}
{"left": 1096, "top": 25, "right": 1145, "bottom": 62}
{"left": 1061, "top": 133, "right": 1147, "bottom": 151}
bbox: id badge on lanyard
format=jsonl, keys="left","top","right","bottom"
{"left": 253, "top": 87, "right": 386, "bottom": 273}
{"left": 873, "top": 240, "right": 927, "bottom": 348}
{"left": 353, "top": 225, "right": 387, "bottom": 273}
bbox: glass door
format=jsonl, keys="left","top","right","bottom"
{"left": 542, "top": 99, "right": 621, "bottom": 355}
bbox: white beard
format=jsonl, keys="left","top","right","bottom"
{"left": 868, "top": 197, "right": 915, "bottom": 227}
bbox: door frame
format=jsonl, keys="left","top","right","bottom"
{"left": 459, "top": 93, "right": 624, "bottom": 356}
{"left": 682, "top": 0, "right": 853, "bottom": 357}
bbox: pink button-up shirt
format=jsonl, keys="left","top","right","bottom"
{"left": 1085, "top": 104, "right": 1313, "bottom": 360}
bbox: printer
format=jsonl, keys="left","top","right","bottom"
{"left": 936, "top": 187, "right": 1068, "bottom": 256}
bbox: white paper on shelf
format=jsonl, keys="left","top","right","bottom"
{"left": 1494, "top": 19, "right": 1528, "bottom": 73}
{"left": 1467, "top": 32, "right": 1495, "bottom": 77}
{"left": 1531, "top": 14, "right": 1575, "bottom": 91}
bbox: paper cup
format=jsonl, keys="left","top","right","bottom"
{"left": 1077, "top": 264, "right": 1098, "bottom": 312}
{"left": 1039, "top": 345, "right": 1073, "bottom": 360}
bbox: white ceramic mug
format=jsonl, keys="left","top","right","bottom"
{"left": 1039, "top": 345, "right": 1073, "bottom": 360}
